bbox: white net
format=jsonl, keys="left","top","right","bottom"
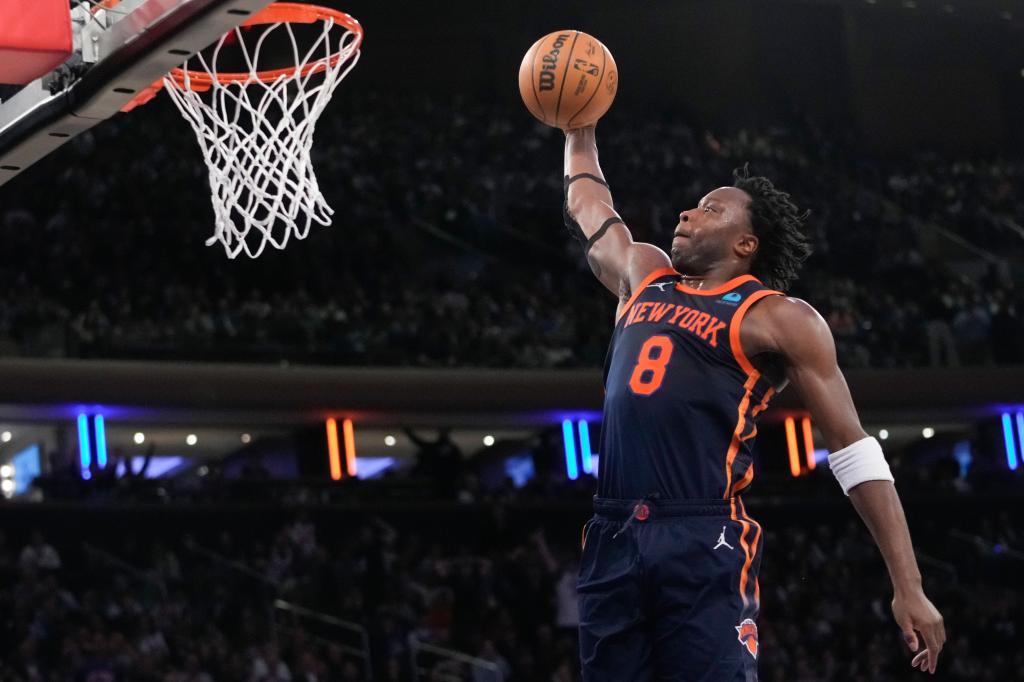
{"left": 163, "top": 12, "right": 361, "bottom": 258}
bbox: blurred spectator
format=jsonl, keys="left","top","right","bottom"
{"left": 407, "top": 427, "right": 464, "bottom": 498}
{"left": 18, "top": 530, "right": 61, "bottom": 573}
{"left": 0, "top": 495, "right": 1020, "bottom": 682}
{"left": 0, "top": 94, "right": 1020, "bottom": 370}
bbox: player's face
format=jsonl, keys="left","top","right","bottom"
{"left": 670, "top": 187, "right": 754, "bottom": 274}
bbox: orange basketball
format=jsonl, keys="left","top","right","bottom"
{"left": 518, "top": 30, "right": 618, "bottom": 130}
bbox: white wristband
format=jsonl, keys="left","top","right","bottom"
{"left": 827, "top": 436, "right": 894, "bottom": 496}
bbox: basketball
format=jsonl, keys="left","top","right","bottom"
{"left": 518, "top": 30, "right": 618, "bottom": 130}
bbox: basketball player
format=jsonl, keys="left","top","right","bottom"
{"left": 563, "top": 125, "right": 945, "bottom": 680}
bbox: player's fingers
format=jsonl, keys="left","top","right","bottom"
{"left": 935, "top": 616, "right": 947, "bottom": 648}
{"left": 921, "top": 627, "right": 941, "bottom": 674}
{"left": 930, "top": 620, "right": 946, "bottom": 673}
{"left": 911, "top": 650, "right": 927, "bottom": 670}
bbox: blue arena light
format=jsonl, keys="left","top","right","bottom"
{"left": 578, "top": 420, "right": 593, "bottom": 475}
{"left": 1002, "top": 413, "right": 1018, "bottom": 471}
{"left": 77, "top": 413, "right": 92, "bottom": 479}
{"left": 562, "top": 419, "right": 579, "bottom": 480}
{"left": 953, "top": 440, "right": 973, "bottom": 479}
{"left": 1016, "top": 413, "right": 1024, "bottom": 470}
{"left": 94, "top": 415, "right": 107, "bottom": 469}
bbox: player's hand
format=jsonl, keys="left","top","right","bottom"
{"left": 562, "top": 123, "right": 596, "bottom": 136}
{"left": 892, "top": 588, "right": 945, "bottom": 674}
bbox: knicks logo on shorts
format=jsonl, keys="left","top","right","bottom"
{"left": 735, "top": 619, "right": 758, "bottom": 659}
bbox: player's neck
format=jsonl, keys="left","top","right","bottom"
{"left": 678, "top": 265, "right": 749, "bottom": 290}
{"left": 677, "top": 274, "right": 709, "bottom": 289}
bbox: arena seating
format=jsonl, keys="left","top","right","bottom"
{"left": 0, "top": 486, "right": 1018, "bottom": 682}
{"left": 0, "top": 94, "right": 1020, "bottom": 369}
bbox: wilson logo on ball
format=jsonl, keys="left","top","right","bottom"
{"left": 538, "top": 33, "right": 571, "bottom": 91}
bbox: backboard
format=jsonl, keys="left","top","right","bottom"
{"left": 0, "top": 0, "right": 275, "bottom": 186}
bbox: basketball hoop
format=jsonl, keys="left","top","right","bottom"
{"left": 121, "top": 2, "right": 363, "bottom": 258}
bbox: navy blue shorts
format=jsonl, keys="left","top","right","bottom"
{"left": 578, "top": 496, "right": 763, "bottom": 682}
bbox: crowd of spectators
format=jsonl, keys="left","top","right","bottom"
{"left": 0, "top": 497, "right": 1019, "bottom": 682}
{"left": 0, "top": 93, "right": 1021, "bottom": 368}
{"left": 4, "top": 420, "right": 1021, "bottom": 681}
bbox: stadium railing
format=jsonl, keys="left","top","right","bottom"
{"left": 409, "top": 635, "right": 505, "bottom": 682}
{"left": 273, "top": 599, "right": 373, "bottom": 682}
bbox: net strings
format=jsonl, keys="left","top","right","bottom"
{"left": 163, "top": 18, "right": 361, "bottom": 258}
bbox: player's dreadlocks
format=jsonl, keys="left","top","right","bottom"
{"left": 732, "top": 164, "right": 812, "bottom": 292}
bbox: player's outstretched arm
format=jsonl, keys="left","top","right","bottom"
{"left": 745, "top": 296, "right": 946, "bottom": 675}
{"left": 563, "top": 126, "right": 670, "bottom": 301}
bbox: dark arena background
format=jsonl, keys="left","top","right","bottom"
{"left": 0, "top": 0, "right": 1022, "bottom": 680}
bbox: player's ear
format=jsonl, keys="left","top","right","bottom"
{"left": 735, "top": 232, "right": 758, "bottom": 259}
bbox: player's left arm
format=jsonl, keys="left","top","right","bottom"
{"left": 744, "top": 296, "right": 946, "bottom": 675}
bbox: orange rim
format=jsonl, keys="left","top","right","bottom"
{"left": 117, "top": 2, "right": 362, "bottom": 111}
{"left": 171, "top": 3, "right": 362, "bottom": 89}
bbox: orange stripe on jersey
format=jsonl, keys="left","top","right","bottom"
{"left": 738, "top": 497, "right": 762, "bottom": 608}
{"left": 728, "top": 288, "right": 784, "bottom": 377}
{"left": 723, "top": 373, "right": 759, "bottom": 498}
{"left": 731, "top": 496, "right": 753, "bottom": 609}
{"left": 736, "top": 386, "right": 776, "bottom": 446}
{"left": 752, "top": 387, "right": 775, "bottom": 417}
{"left": 615, "top": 267, "right": 679, "bottom": 324}
{"left": 731, "top": 463, "right": 755, "bottom": 495}
{"left": 730, "top": 387, "right": 777, "bottom": 495}
{"left": 738, "top": 520, "right": 753, "bottom": 606}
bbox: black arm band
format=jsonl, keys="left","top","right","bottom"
{"left": 585, "top": 217, "right": 624, "bottom": 254}
{"left": 565, "top": 172, "right": 609, "bottom": 188}
{"left": 563, "top": 173, "right": 617, "bottom": 250}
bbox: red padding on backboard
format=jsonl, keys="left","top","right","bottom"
{"left": 0, "top": 0, "right": 74, "bottom": 85}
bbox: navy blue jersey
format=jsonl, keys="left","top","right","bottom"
{"left": 597, "top": 268, "right": 783, "bottom": 500}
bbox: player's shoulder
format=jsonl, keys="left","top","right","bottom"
{"left": 747, "top": 294, "right": 833, "bottom": 350}
{"left": 751, "top": 293, "right": 825, "bottom": 325}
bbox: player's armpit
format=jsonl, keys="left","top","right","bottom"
{"left": 624, "top": 242, "right": 672, "bottom": 292}
{"left": 612, "top": 243, "right": 673, "bottom": 319}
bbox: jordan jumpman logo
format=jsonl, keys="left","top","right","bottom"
{"left": 714, "top": 526, "right": 734, "bottom": 550}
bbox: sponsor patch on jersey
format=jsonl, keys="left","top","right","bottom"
{"left": 718, "top": 292, "right": 743, "bottom": 305}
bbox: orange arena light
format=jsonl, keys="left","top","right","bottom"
{"left": 802, "top": 417, "right": 816, "bottom": 470}
{"left": 785, "top": 417, "right": 801, "bottom": 477}
{"left": 342, "top": 418, "right": 357, "bottom": 477}
{"left": 326, "top": 418, "right": 342, "bottom": 480}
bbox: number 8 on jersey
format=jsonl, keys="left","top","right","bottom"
{"left": 629, "top": 335, "right": 674, "bottom": 395}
